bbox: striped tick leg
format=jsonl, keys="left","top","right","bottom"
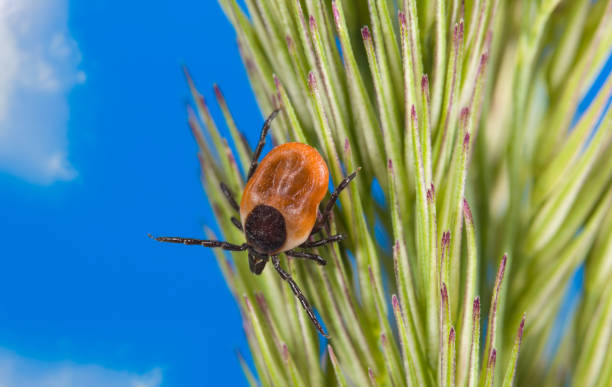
{"left": 271, "top": 255, "right": 329, "bottom": 338}
{"left": 219, "top": 182, "right": 243, "bottom": 232}
{"left": 311, "top": 168, "right": 361, "bottom": 235}
{"left": 300, "top": 234, "right": 345, "bottom": 248}
{"left": 285, "top": 250, "right": 327, "bottom": 265}
{"left": 247, "top": 109, "right": 281, "bottom": 181}
{"left": 148, "top": 234, "right": 247, "bottom": 251}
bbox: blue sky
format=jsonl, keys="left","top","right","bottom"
{"left": 0, "top": 1, "right": 259, "bottom": 385}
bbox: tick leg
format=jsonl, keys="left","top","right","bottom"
{"left": 218, "top": 182, "right": 243, "bottom": 232}
{"left": 309, "top": 211, "right": 329, "bottom": 237}
{"left": 247, "top": 109, "right": 281, "bottom": 181}
{"left": 285, "top": 250, "right": 327, "bottom": 266}
{"left": 311, "top": 168, "right": 361, "bottom": 234}
{"left": 219, "top": 182, "right": 240, "bottom": 212}
{"left": 148, "top": 234, "right": 247, "bottom": 251}
{"left": 230, "top": 217, "right": 243, "bottom": 232}
{"left": 271, "top": 256, "right": 329, "bottom": 338}
{"left": 300, "top": 234, "right": 345, "bottom": 248}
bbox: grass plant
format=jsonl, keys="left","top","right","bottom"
{"left": 184, "top": 0, "right": 612, "bottom": 385}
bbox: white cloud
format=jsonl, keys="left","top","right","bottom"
{"left": 0, "top": 0, "right": 84, "bottom": 184}
{"left": 0, "top": 349, "right": 162, "bottom": 387}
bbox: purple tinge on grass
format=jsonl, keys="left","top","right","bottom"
{"left": 307, "top": 71, "right": 318, "bottom": 91}
{"left": 485, "top": 254, "right": 508, "bottom": 365}
{"left": 361, "top": 26, "right": 371, "bottom": 41}
{"left": 473, "top": 297, "right": 481, "bottom": 332}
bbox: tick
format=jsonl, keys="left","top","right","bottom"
{"left": 150, "top": 109, "right": 359, "bottom": 337}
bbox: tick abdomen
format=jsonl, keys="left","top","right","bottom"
{"left": 240, "top": 142, "right": 329, "bottom": 253}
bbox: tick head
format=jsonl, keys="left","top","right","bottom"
{"left": 244, "top": 204, "right": 287, "bottom": 254}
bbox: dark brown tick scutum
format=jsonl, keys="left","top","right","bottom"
{"left": 244, "top": 204, "right": 287, "bottom": 253}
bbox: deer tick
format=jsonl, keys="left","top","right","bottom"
{"left": 150, "top": 109, "right": 359, "bottom": 337}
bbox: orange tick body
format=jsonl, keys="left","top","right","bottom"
{"left": 240, "top": 142, "right": 329, "bottom": 254}
{"left": 151, "top": 109, "right": 359, "bottom": 338}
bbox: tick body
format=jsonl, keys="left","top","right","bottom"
{"left": 150, "top": 109, "right": 359, "bottom": 337}
{"left": 241, "top": 142, "right": 329, "bottom": 254}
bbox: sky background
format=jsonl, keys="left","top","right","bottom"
{"left": 0, "top": 1, "right": 611, "bottom": 386}
{"left": 0, "top": 1, "right": 258, "bottom": 385}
